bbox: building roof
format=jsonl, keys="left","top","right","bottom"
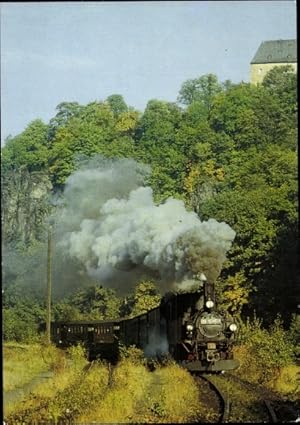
{"left": 251, "top": 39, "right": 297, "bottom": 64}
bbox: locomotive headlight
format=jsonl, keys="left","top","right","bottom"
{"left": 186, "top": 324, "right": 194, "bottom": 332}
{"left": 229, "top": 323, "right": 237, "bottom": 332}
{"left": 205, "top": 300, "right": 214, "bottom": 309}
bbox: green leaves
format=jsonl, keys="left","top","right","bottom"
{"left": 262, "top": 65, "right": 297, "bottom": 111}
{"left": 130, "top": 281, "right": 161, "bottom": 317}
{"left": 237, "top": 316, "right": 295, "bottom": 384}
{"left": 2, "top": 120, "right": 50, "bottom": 172}
{"left": 1, "top": 71, "right": 298, "bottom": 327}
{"left": 68, "top": 285, "right": 122, "bottom": 320}
{"left": 106, "top": 94, "right": 128, "bottom": 116}
{"left": 48, "top": 101, "right": 138, "bottom": 186}
{"left": 178, "top": 74, "right": 223, "bottom": 114}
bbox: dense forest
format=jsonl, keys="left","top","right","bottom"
{"left": 2, "top": 66, "right": 298, "bottom": 341}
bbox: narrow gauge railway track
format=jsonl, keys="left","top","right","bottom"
{"left": 107, "top": 362, "right": 115, "bottom": 387}
{"left": 226, "top": 373, "right": 278, "bottom": 423}
{"left": 264, "top": 400, "right": 279, "bottom": 423}
{"left": 226, "top": 373, "right": 299, "bottom": 423}
{"left": 264, "top": 394, "right": 299, "bottom": 423}
{"left": 194, "top": 374, "right": 230, "bottom": 423}
{"left": 83, "top": 359, "right": 96, "bottom": 372}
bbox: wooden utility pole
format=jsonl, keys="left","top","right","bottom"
{"left": 46, "top": 225, "right": 52, "bottom": 344}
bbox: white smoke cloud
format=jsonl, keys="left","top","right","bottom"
{"left": 55, "top": 157, "right": 235, "bottom": 292}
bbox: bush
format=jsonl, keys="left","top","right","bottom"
{"left": 3, "top": 308, "right": 39, "bottom": 342}
{"left": 235, "top": 316, "right": 295, "bottom": 384}
{"left": 118, "top": 344, "right": 145, "bottom": 365}
{"left": 288, "top": 314, "right": 300, "bottom": 357}
{"left": 66, "top": 343, "right": 88, "bottom": 370}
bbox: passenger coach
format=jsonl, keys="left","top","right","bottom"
{"left": 51, "top": 320, "right": 121, "bottom": 361}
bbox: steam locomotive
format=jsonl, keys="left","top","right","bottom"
{"left": 50, "top": 275, "right": 239, "bottom": 372}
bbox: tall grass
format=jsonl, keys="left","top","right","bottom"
{"left": 78, "top": 357, "right": 152, "bottom": 423}
{"left": 3, "top": 342, "right": 61, "bottom": 392}
{"left": 272, "top": 364, "right": 300, "bottom": 399}
{"left": 4, "top": 343, "right": 88, "bottom": 419}
{"left": 45, "top": 360, "right": 109, "bottom": 423}
{"left": 79, "top": 351, "right": 201, "bottom": 423}
{"left": 143, "top": 363, "right": 201, "bottom": 423}
{"left": 5, "top": 344, "right": 203, "bottom": 423}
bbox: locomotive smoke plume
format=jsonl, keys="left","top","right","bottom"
{"left": 144, "top": 329, "right": 169, "bottom": 358}
{"left": 55, "top": 156, "right": 235, "bottom": 292}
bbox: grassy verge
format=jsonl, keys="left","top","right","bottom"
{"left": 209, "top": 374, "right": 270, "bottom": 423}
{"left": 3, "top": 342, "right": 62, "bottom": 392}
{"left": 9, "top": 343, "right": 281, "bottom": 423}
{"left": 233, "top": 344, "right": 300, "bottom": 398}
{"left": 78, "top": 353, "right": 201, "bottom": 423}
{"left": 78, "top": 357, "right": 152, "bottom": 423}
{"left": 139, "top": 363, "right": 201, "bottom": 423}
{"left": 43, "top": 360, "right": 109, "bottom": 423}
{"left": 4, "top": 344, "right": 88, "bottom": 419}
{"left": 272, "top": 364, "right": 300, "bottom": 400}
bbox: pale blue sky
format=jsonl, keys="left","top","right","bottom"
{"left": 0, "top": 1, "right": 297, "bottom": 145}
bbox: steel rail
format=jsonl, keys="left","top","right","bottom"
{"left": 227, "top": 372, "right": 280, "bottom": 423}
{"left": 264, "top": 400, "right": 278, "bottom": 423}
{"left": 196, "top": 374, "right": 230, "bottom": 423}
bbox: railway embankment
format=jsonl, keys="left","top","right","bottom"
{"left": 4, "top": 343, "right": 300, "bottom": 423}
